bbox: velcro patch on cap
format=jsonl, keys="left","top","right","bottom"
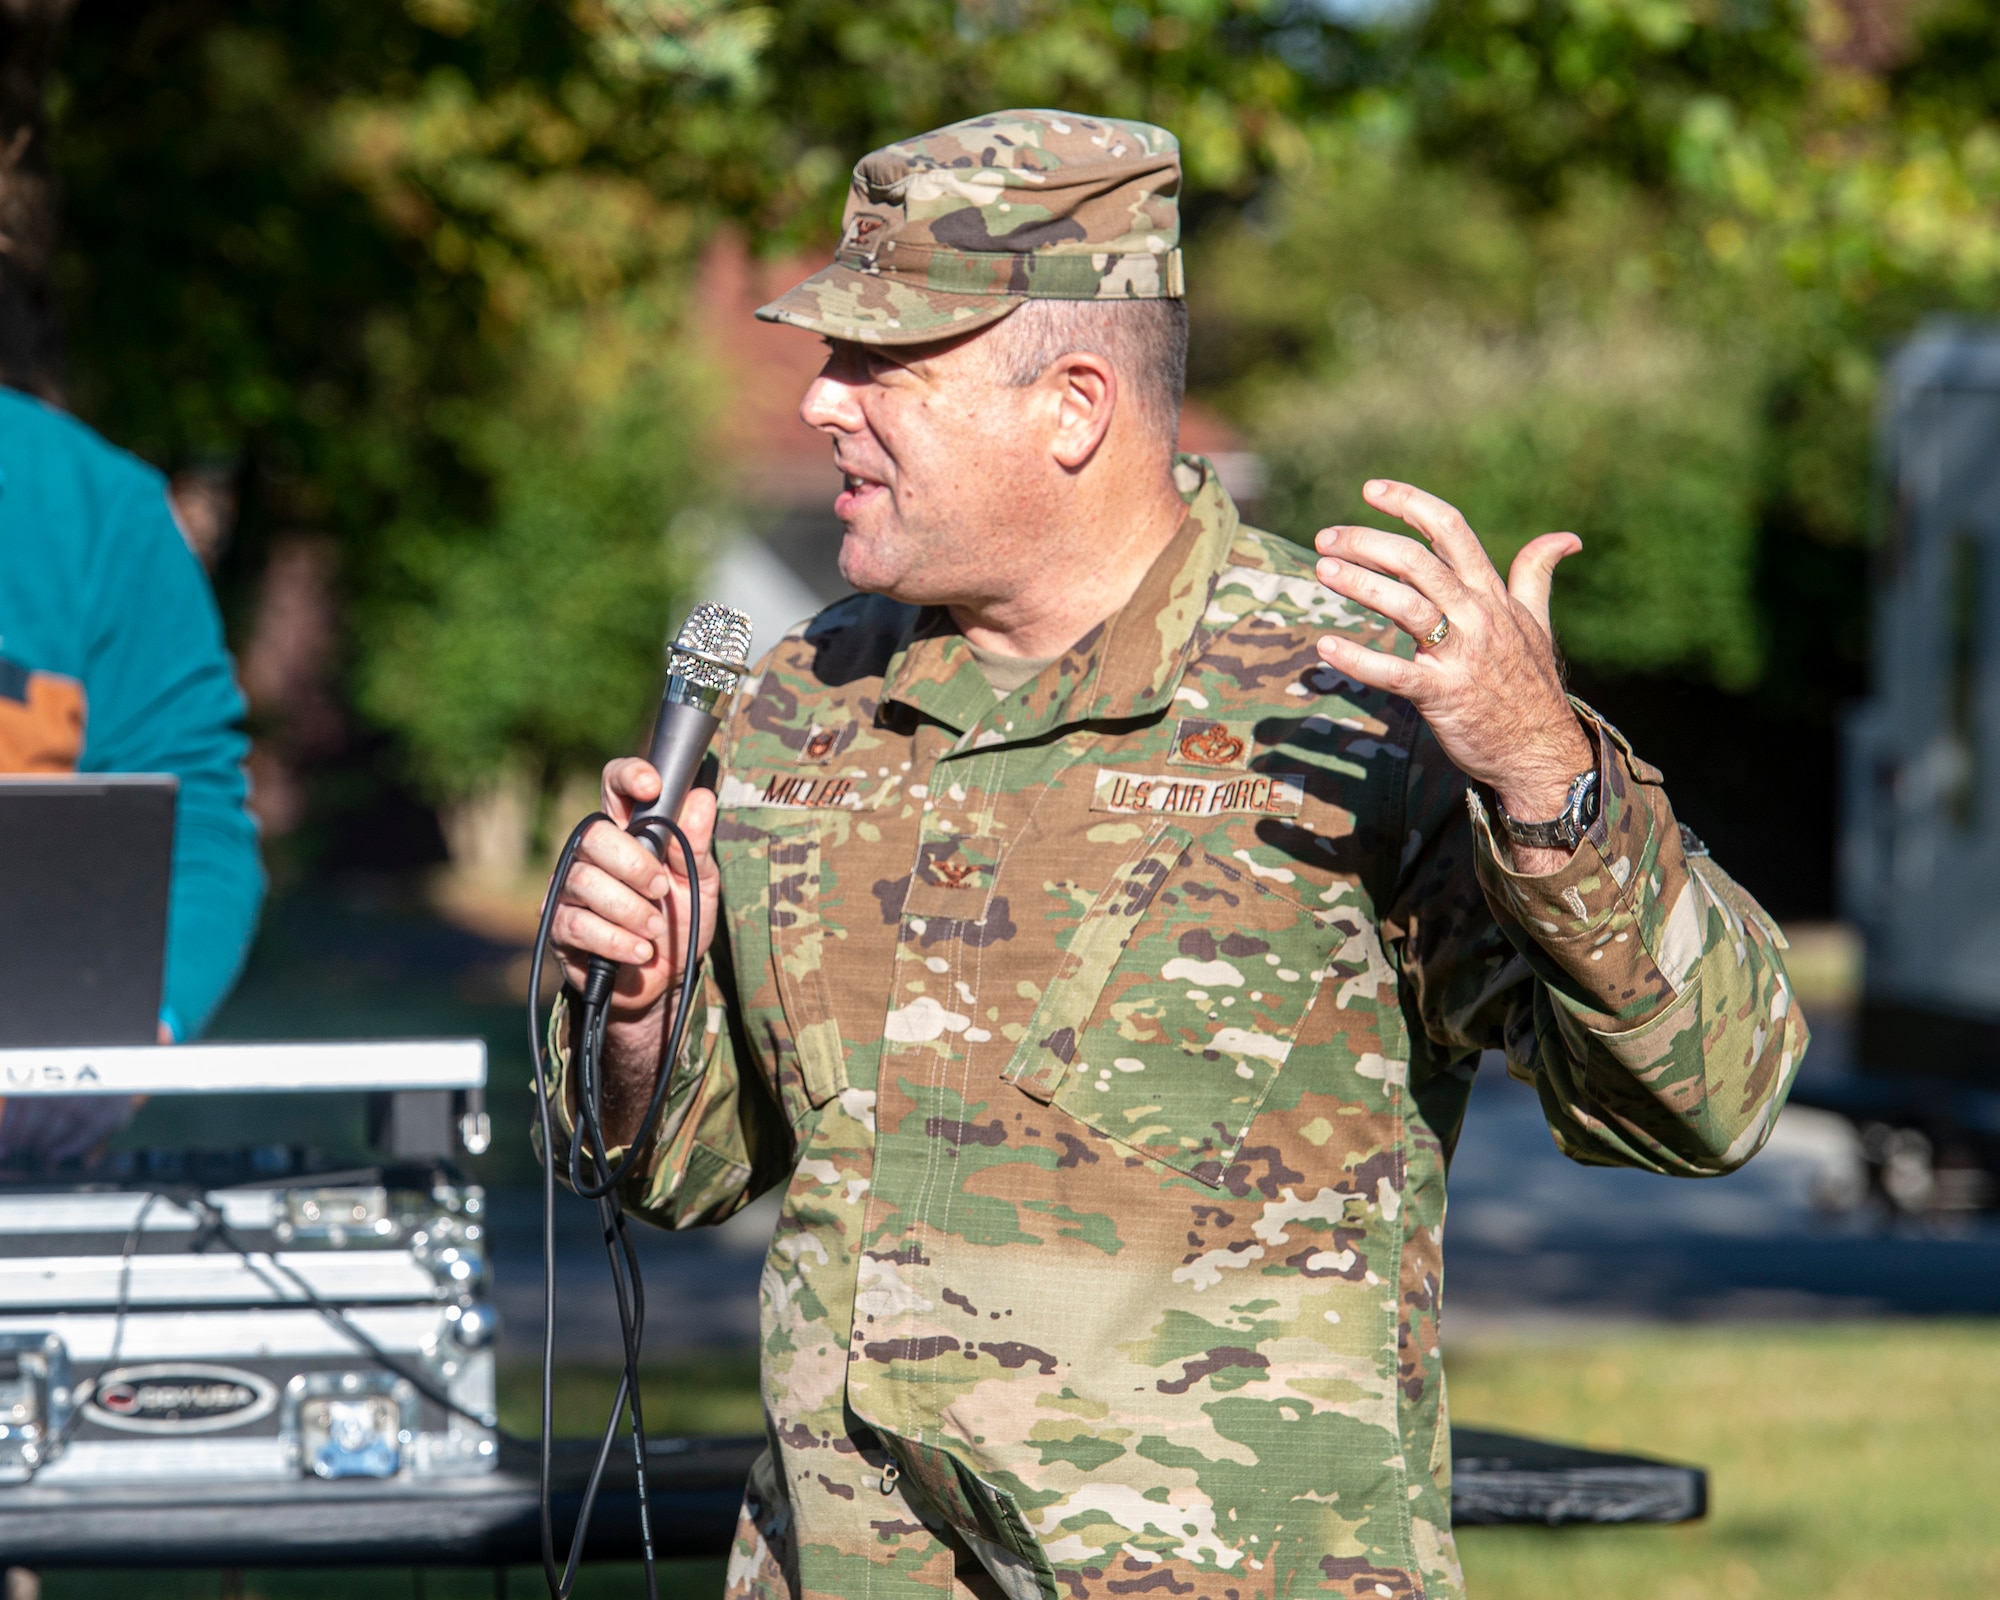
{"left": 1091, "top": 768, "right": 1303, "bottom": 818}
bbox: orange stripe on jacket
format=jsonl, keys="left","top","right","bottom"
{"left": 0, "top": 664, "right": 85, "bottom": 774}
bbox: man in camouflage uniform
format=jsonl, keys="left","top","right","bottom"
{"left": 546, "top": 110, "right": 1806, "bottom": 1600}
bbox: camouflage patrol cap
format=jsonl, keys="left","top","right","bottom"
{"left": 755, "top": 109, "right": 1183, "bottom": 346}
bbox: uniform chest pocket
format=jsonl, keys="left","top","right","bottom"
{"left": 1003, "top": 824, "right": 1328, "bottom": 1185}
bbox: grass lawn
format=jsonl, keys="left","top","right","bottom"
{"left": 1450, "top": 1320, "right": 2000, "bottom": 1600}
{"left": 28, "top": 1323, "right": 2000, "bottom": 1598}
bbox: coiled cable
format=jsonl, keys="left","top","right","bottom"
{"left": 529, "top": 810, "right": 704, "bottom": 1600}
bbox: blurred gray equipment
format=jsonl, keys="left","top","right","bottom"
{"left": 1827, "top": 317, "right": 2000, "bottom": 1211}
{"left": 0, "top": 776, "right": 175, "bottom": 1048}
{"left": 0, "top": 1041, "right": 493, "bottom": 1493}
{"left": 0, "top": 1174, "right": 495, "bottom": 1487}
{"left": 0, "top": 1037, "right": 754, "bottom": 1570}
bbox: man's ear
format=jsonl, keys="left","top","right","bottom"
{"left": 1044, "top": 351, "right": 1118, "bottom": 472}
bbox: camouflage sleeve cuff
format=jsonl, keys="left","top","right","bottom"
{"left": 1466, "top": 701, "right": 1690, "bottom": 1030}
{"left": 533, "top": 990, "right": 584, "bottom": 1162}
{"left": 533, "top": 979, "right": 721, "bottom": 1197}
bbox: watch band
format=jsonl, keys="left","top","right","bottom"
{"left": 1494, "top": 769, "right": 1600, "bottom": 853}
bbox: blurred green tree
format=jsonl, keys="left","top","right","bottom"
{"left": 41, "top": 0, "right": 1396, "bottom": 867}
{"left": 1190, "top": 0, "right": 2000, "bottom": 711}
{"left": 48, "top": 0, "right": 755, "bottom": 869}
{"left": 1254, "top": 309, "right": 1767, "bottom": 686}
{"left": 353, "top": 329, "right": 705, "bottom": 859}
{"left": 30, "top": 0, "right": 2000, "bottom": 890}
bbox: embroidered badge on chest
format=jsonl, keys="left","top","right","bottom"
{"left": 796, "top": 720, "right": 857, "bottom": 764}
{"left": 901, "top": 836, "right": 1004, "bottom": 918}
{"left": 1168, "top": 718, "right": 1250, "bottom": 769}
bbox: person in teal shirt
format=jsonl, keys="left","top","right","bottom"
{"left": 0, "top": 387, "right": 264, "bottom": 1161}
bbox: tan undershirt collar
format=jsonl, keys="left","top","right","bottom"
{"left": 962, "top": 636, "right": 1061, "bottom": 700}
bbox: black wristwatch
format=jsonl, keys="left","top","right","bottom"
{"left": 1493, "top": 769, "right": 1600, "bottom": 853}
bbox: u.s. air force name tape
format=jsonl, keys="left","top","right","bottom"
{"left": 1090, "top": 767, "right": 1304, "bottom": 817}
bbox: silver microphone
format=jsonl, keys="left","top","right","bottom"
{"left": 627, "top": 602, "right": 755, "bottom": 849}
{"left": 580, "top": 603, "right": 751, "bottom": 1010}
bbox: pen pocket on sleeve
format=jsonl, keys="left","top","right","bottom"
{"left": 766, "top": 819, "right": 847, "bottom": 1110}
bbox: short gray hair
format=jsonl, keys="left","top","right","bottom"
{"left": 988, "top": 299, "right": 1188, "bottom": 442}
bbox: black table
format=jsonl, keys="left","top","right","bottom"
{"left": 0, "top": 1436, "right": 756, "bottom": 1568}
{"left": 0, "top": 1428, "right": 1702, "bottom": 1568}
{"left": 1449, "top": 1428, "right": 1706, "bottom": 1527}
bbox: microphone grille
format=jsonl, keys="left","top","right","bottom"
{"left": 670, "top": 602, "right": 755, "bottom": 690}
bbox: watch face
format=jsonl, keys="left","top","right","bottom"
{"left": 1572, "top": 774, "right": 1601, "bottom": 832}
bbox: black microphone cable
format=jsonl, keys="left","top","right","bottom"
{"left": 526, "top": 601, "right": 749, "bottom": 1599}
{"left": 529, "top": 808, "right": 706, "bottom": 1600}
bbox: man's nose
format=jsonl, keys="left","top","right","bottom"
{"left": 800, "top": 370, "right": 865, "bottom": 435}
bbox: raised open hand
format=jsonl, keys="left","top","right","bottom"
{"left": 1312, "top": 480, "right": 1595, "bottom": 867}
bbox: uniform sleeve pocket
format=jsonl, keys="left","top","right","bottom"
{"left": 1005, "top": 828, "right": 1327, "bottom": 1185}
{"left": 767, "top": 821, "right": 846, "bottom": 1109}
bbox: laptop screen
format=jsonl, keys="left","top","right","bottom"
{"left": 0, "top": 776, "right": 176, "bottom": 1048}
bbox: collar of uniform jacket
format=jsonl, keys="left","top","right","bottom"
{"left": 875, "top": 454, "right": 1236, "bottom": 741}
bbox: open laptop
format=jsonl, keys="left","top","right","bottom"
{"left": 0, "top": 776, "right": 176, "bottom": 1048}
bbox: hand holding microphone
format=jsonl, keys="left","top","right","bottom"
{"left": 550, "top": 760, "right": 717, "bottom": 1011}
{"left": 548, "top": 603, "right": 752, "bottom": 1080}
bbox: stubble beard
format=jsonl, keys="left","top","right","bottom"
{"left": 836, "top": 498, "right": 968, "bottom": 606}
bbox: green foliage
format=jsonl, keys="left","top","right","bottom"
{"left": 699, "top": 0, "right": 1392, "bottom": 229}
{"left": 52, "top": 0, "right": 743, "bottom": 806}
{"left": 1255, "top": 312, "right": 1765, "bottom": 686}
{"left": 1191, "top": 153, "right": 1552, "bottom": 386}
{"left": 357, "top": 328, "right": 707, "bottom": 797}
{"left": 589, "top": 0, "right": 781, "bottom": 92}
{"left": 1405, "top": 0, "right": 1813, "bottom": 203}
{"left": 1200, "top": 150, "right": 1773, "bottom": 687}
{"left": 52, "top": 2, "right": 430, "bottom": 508}
{"left": 46, "top": 0, "right": 2000, "bottom": 800}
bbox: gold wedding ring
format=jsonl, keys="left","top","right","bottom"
{"left": 1420, "top": 614, "right": 1451, "bottom": 649}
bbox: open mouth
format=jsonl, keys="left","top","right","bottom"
{"left": 835, "top": 470, "right": 887, "bottom": 515}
